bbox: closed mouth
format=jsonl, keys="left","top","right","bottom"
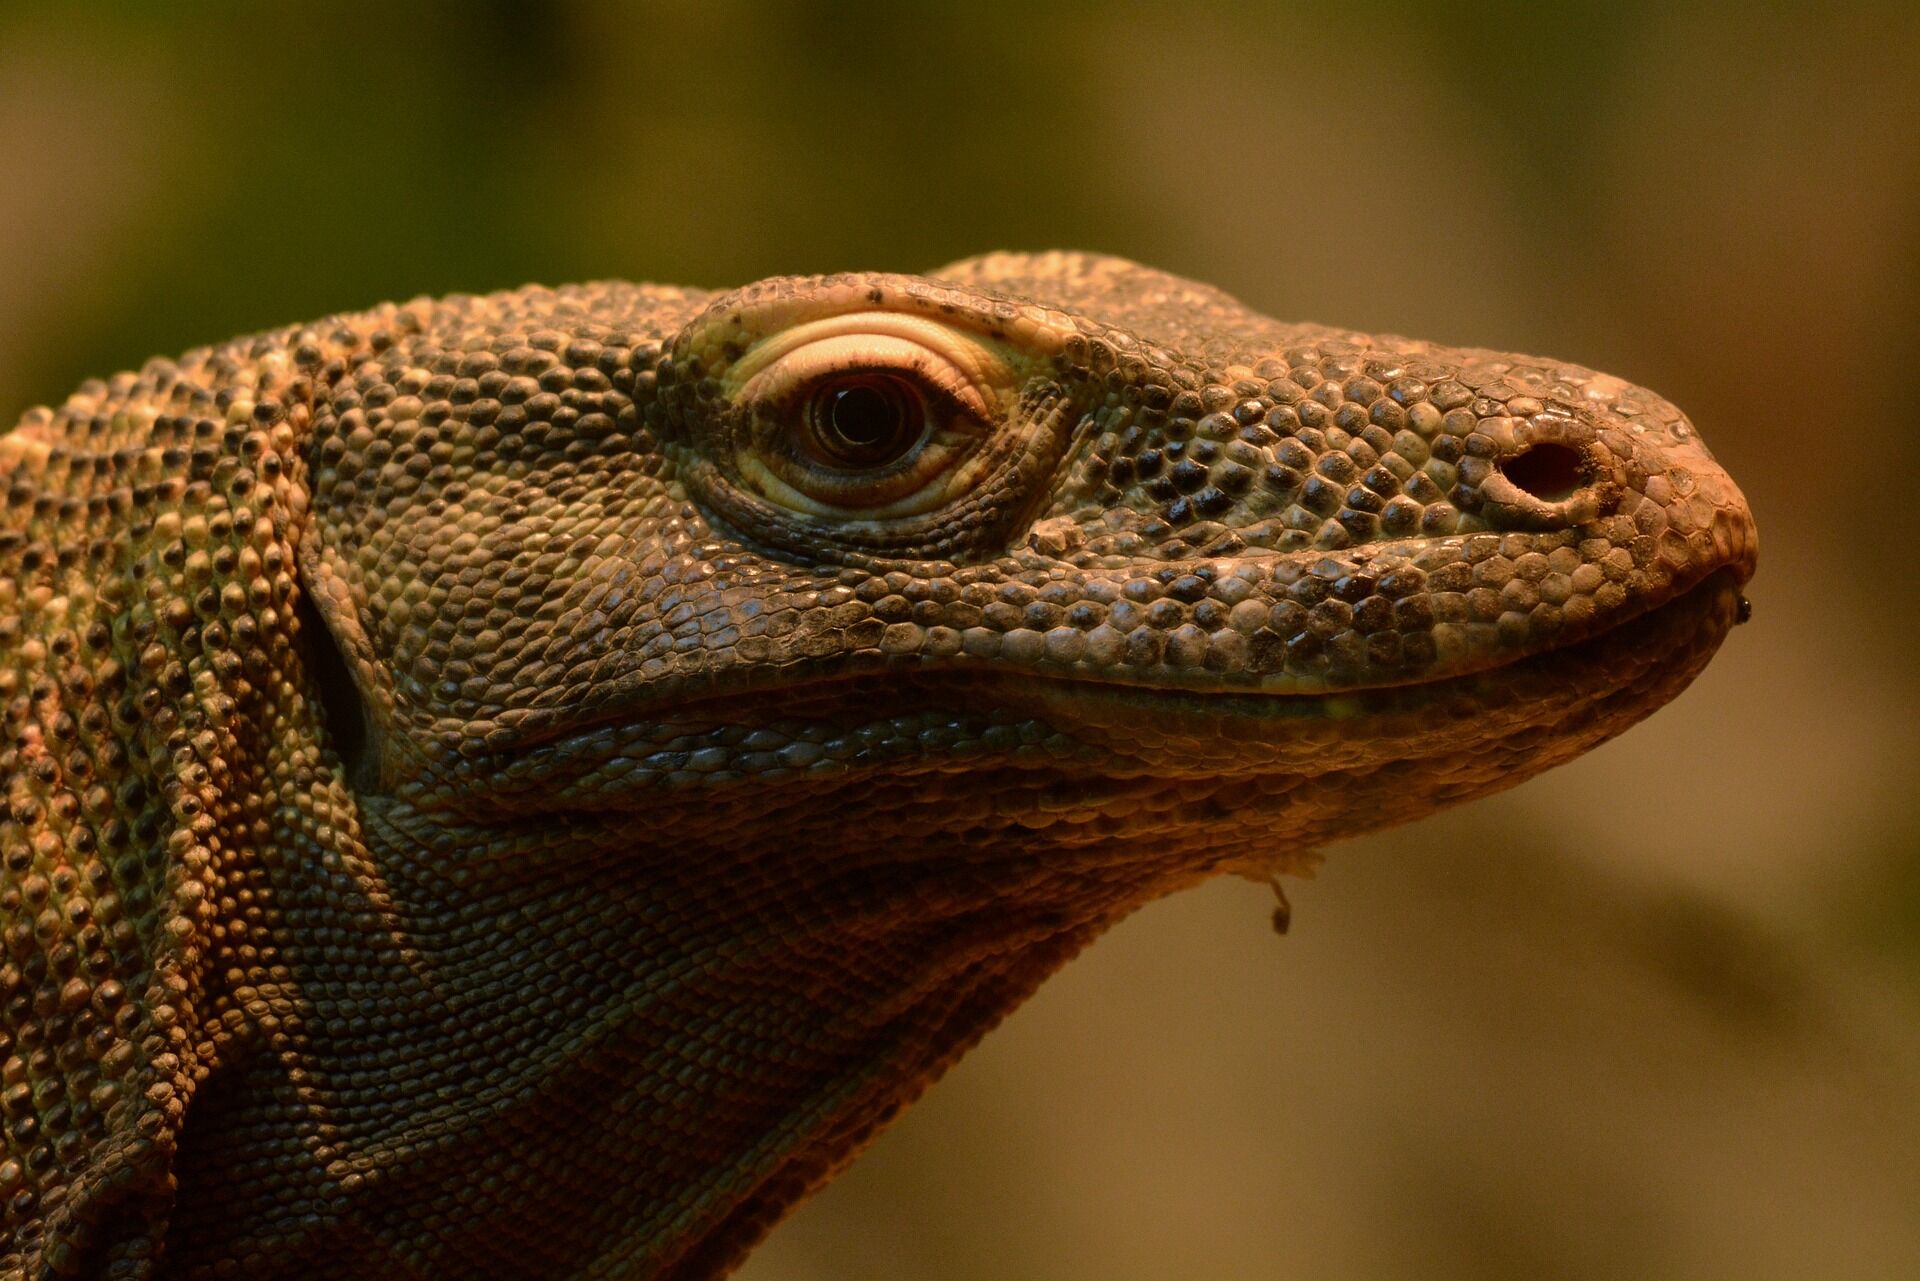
{"left": 1003, "top": 567, "right": 1750, "bottom": 723}
{"left": 476, "top": 567, "right": 1749, "bottom": 779}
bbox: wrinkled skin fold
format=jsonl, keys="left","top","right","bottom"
{"left": 0, "top": 253, "right": 1755, "bottom": 1278}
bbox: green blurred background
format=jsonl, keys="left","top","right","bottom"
{"left": 3, "top": 2, "right": 1916, "bottom": 1276}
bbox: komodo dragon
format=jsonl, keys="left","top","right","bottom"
{"left": 0, "top": 252, "right": 1755, "bottom": 1278}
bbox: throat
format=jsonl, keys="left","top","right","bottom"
{"left": 655, "top": 928, "right": 1095, "bottom": 1280}
{"left": 173, "top": 799, "right": 1149, "bottom": 1280}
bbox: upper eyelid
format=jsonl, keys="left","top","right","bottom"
{"left": 739, "top": 341, "right": 995, "bottom": 423}
{"left": 720, "top": 311, "right": 1016, "bottom": 404}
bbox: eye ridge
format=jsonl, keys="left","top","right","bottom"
{"left": 803, "top": 373, "right": 929, "bottom": 470}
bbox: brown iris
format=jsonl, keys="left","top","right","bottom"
{"left": 803, "top": 375, "right": 927, "bottom": 469}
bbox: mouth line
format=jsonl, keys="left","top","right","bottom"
{"left": 958, "top": 566, "right": 1748, "bottom": 726}
{"left": 482, "top": 569, "right": 1748, "bottom": 764}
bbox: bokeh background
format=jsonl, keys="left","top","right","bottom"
{"left": 3, "top": 2, "right": 1915, "bottom": 1277}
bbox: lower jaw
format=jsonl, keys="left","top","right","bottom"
{"left": 991, "top": 567, "right": 1750, "bottom": 756}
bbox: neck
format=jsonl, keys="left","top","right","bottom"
{"left": 163, "top": 793, "right": 1175, "bottom": 1279}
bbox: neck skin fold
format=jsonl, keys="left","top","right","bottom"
{"left": 161, "top": 791, "right": 1187, "bottom": 1280}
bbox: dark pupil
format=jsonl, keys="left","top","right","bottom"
{"left": 830, "top": 384, "right": 899, "bottom": 445}
{"left": 814, "top": 378, "right": 918, "bottom": 464}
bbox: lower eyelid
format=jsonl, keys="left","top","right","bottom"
{"left": 770, "top": 439, "right": 958, "bottom": 506}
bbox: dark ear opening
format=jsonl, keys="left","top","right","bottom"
{"left": 296, "top": 588, "right": 380, "bottom": 793}
{"left": 294, "top": 518, "right": 390, "bottom": 793}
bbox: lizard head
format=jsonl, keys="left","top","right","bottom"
{"left": 285, "top": 256, "right": 1753, "bottom": 1272}
{"left": 0, "top": 254, "right": 1756, "bottom": 1278}
{"left": 304, "top": 251, "right": 1755, "bottom": 886}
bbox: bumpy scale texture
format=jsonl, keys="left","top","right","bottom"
{"left": 0, "top": 253, "right": 1755, "bottom": 1279}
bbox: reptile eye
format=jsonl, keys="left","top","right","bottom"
{"left": 804, "top": 375, "right": 927, "bottom": 469}
{"left": 720, "top": 311, "right": 1025, "bottom": 517}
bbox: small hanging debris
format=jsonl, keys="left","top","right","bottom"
{"left": 1268, "top": 876, "right": 1292, "bottom": 936}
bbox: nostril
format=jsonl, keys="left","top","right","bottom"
{"left": 1498, "top": 441, "right": 1587, "bottom": 503}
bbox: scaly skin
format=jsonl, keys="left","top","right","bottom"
{"left": 0, "top": 253, "right": 1755, "bottom": 1279}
